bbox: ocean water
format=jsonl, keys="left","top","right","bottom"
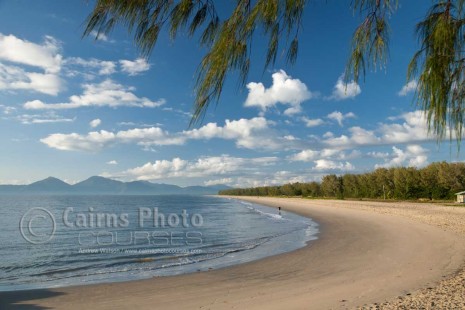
{"left": 0, "top": 195, "right": 318, "bottom": 291}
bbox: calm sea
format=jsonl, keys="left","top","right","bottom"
{"left": 0, "top": 195, "right": 318, "bottom": 291}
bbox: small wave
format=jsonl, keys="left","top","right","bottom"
{"left": 244, "top": 205, "right": 286, "bottom": 221}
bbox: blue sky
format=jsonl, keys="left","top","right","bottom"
{"left": 0, "top": 0, "right": 462, "bottom": 186}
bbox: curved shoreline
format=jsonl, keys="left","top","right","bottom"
{"left": 1, "top": 197, "right": 465, "bottom": 309}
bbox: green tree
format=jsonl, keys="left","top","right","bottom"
{"left": 321, "top": 175, "right": 343, "bottom": 198}
{"left": 84, "top": 0, "right": 465, "bottom": 141}
{"left": 342, "top": 174, "right": 360, "bottom": 198}
{"left": 280, "top": 183, "right": 295, "bottom": 196}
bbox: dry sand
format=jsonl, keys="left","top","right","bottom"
{"left": 1, "top": 197, "right": 465, "bottom": 309}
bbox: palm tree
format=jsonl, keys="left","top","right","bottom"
{"left": 84, "top": 0, "right": 465, "bottom": 145}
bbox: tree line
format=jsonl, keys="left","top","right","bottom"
{"left": 218, "top": 161, "right": 465, "bottom": 200}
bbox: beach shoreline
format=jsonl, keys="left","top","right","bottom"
{"left": 1, "top": 197, "right": 465, "bottom": 309}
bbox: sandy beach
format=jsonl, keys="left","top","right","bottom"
{"left": 1, "top": 197, "right": 465, "bottom": 309}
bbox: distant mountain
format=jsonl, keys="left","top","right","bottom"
{"left": 127, "top": 182, "right": 183, "bottom": 195}
{"left": 27, "top": 177, "right": 72, "bottom": 193}
{"left": 0, "top": 176, "right": 232, "bottom": 195}
{"left": 73, "top": 176, "right": 125, "bottom": 194}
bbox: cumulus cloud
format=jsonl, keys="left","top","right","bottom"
{"left": 244, "top": 70, "right": 313, "bottom": 115}
{"left": 328, "top": 77, "right": 361, "bottom": 100}
{"left": 89, "top": 118, "right": 101, "bottom": 128}
{"left": 120, "top": 58, "right": 151, "bottom": 75}
{"left": 302, "top": 117, "right": 325, "bottom": 127}
{"left": 65, "top": 57, "right": 117, "bottom": 75}
{"left": 379, "top": 110, "right": 430, "bottom": 144}
{"left": 0, "top": 34, "right": 62, "bottom": 74}
{"left": 106, "top": 160, "right": 118, "bottom": 165}
{"left": 288, "top": 149, "right": 320, "bottom": 162}
{"left": 323, "top": 110, "right": 436, "bottom": 148}
{"left": 40, "top": 126, "right": 182, "bottom": 152}
{"left": 324, "top": 126, "right": 380, "bottom": 147}
{"left": 288, "top": 148, "right": 361, "bottom": 163}
{"left": 0, "top": 63, "right": 62, "bottom": 95}
{"left": 40, "top": 117, "right": 305, "bottom": 152}
{"left": 0, "top": 34, "right": 63, "bottom": 95}
{"left": 106, "top": 155, "right": 278, "bottom": 181}
{"left": 398, "top": 80, "right": 417, "bottom": 96}
{"left": 327, "top": 111, "right": 356, "bottom": 126}
{"left": 313, "top": 159, "right": 355, "bottom": 171}
{"left": 183, "top": 117, "right": 294, "bottom": 150}
{"left": 40, "top": 131, "right": 118, "bottom": 151}
{"left": 375, "top": 145, "right": 428, "bottom": 168}
{"left": 24, "top": 79, "right": 165, "bottom": 110}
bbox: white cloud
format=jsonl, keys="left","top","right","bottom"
{"left": 184, "top": 117, "right": 307, "bottom": 150}
{"left": 106, "top": 160, "right": 118, "bottom": 165}
{"left": 184, "top": 117, "right": 282, "bottom": 150}
{"left": 228, "top": 171, "right": 323, "bottom": 188}
{"left": 284, "top": 135, "right": 298, "bottom": 141}
{"left": 379, "top": 110, "right": 431, "bottom": 144}
{"left": 0, "top": 63, "right": 62, "bottom": 95}
{"left": 65, "top": 57, "right": 117, "bottom": 75}
{"left": 0, "top": 34, "right": 62, "bottom": 74}
{"left": 40, "top": 131, "right": 117, "bottom": 151}
{"left": 288, "top": 149, "right": 319, "bottom": 162}
{"left": 118, "top": 121, "right": 163, "bottom": 128}
{"left": 40, "top": 126, "right": 182, "bottom": 152}
{"left": 244, "top": 70, "right": 313, "bottom": 115}
{"left": 368, "top": 151, "right": 390, "bottom": 159}
{"left": 40, "top": 117, "right": 305, "bottom": 152}
{"left": 398, "top": 80, "right": 417, "bottom": 96}
{"left": 89, "top": 30, "right": 114, "bottom": 43}
{"left": 204, "top": 178, "right": 233, "bottom": 186}
{"left": 90, "top": 30, "right": 108, "bottom": 42}
{"left": 302, "top": 117, "right": 324, "bottom": 127}
{"left": 375, "top": 145, "right": 428, "bottom": 168}
{"left": 322, "top": 110, "right": 438, "bottom": 148}
{"left": 0, "top": 105, "right": 16, "bottom": 115}
{"left": 324, "top": 126, "right": 380, "bottom": 147}
{"left": 327, "top": 111, "right": 356, "bottom": 126}
{"left": 313, "top": 159, "right": 355, "bottom": 171}
{"left": 16, "top": 112, "right": 75, "bottom": 124}
{"left": 288, "top": 148, "right": 361, "bottom": 163}
{"left": 89, "top": 118, "right": 101, "bottom": 128}
{"left": 328, "top": 77, "right": 361, "bottom": 100}
{"left": 24, "top": 79, "right": 165, "bottom": 110}
{"left": 116, "top": 127, "right": 182, "bottom": 145}
{"left": 120, "top": 58, "right": 151, "bottom": 75}
{"left": 106, "top": 155, "right": 278, "bottom": 181}
{"left": 0, "top": 34, "right": 63, "bottom": 95}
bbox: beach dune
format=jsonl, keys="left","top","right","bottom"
{"left": 1, "top": 197, "right": 464, "bottom": 309}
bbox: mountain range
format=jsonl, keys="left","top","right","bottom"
{"left": 0, "top": 176, "right": 231, "bottom": 195}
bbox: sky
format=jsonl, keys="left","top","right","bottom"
{"left": 0, "top": 0, "right": 463, "bottom": 187}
